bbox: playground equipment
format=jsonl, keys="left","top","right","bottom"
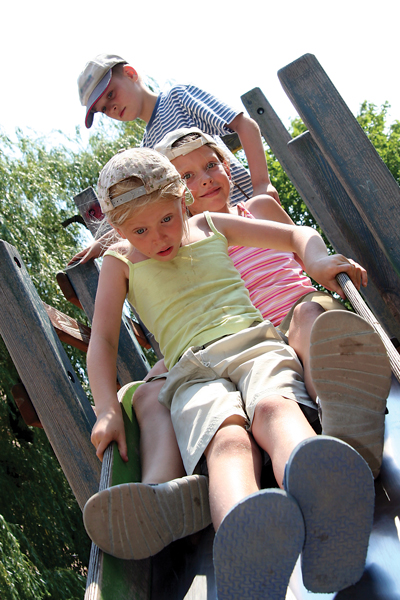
{"left": 1, "top": 53, "right": 400, "bottom": 599}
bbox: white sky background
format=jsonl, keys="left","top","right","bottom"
{"left": 1, "top": 0, "right": 399, "bottom": 148}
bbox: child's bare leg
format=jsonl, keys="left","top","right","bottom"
{"left": 287, "top": 301, "right": 325, "bottom": 401}
{"left": 131, "top": 361, "right": 185, "bottom": 483}
{"left": 208, "top": 415, "right": 305, "bottom": 599}
{"left": 203, "top": 415, "right": 262, "bottom": 529}
{"left": 251, "top": 394, "right": 317, "bottom": 487}
{"left": 251, "top": 393, "right": 374, "bottom": 594}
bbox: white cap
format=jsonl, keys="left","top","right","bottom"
{"left": 155, "top": 127, "right": 215, "bottom": 160}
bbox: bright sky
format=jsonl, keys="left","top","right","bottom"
{"left": 2, "top": 0, "right": 399, "bottom": 149}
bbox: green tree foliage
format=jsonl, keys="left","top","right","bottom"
{"left": 0, "top": 119, "right": 144, "bottom": 600}
{"left": 356, "top": 101, "right": 400, "bottom": 185}
{"left": 266, "top": 104, "right": 400, "bottom": 230}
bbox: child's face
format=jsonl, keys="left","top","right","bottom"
{"left": 93, "top": 66, "right": 144, "bottom": 122}
{"left": 171, "top": 146, "right": 231, "bottom": 216}
{"left": 115, "top": 197, "right": 187, "bottom": 261}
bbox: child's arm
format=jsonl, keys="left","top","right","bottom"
{"left": 87, "top": 254, "right": 129, "bottom": 462}
{"left": 68, "top": 231, "right": 119, "bottom": 265}
{"left": 206, "top": 212, "right": 367, "bottom": 299}
{"left": 244, "top": 194, "right": 307, "bottom": 270}
{"left": 228, "top": 113, "right": 280, "bottom": 203}
{"left": 237, "top": 195, "right": 367, "bottom": 293}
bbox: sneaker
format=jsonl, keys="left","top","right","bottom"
{"left": 284, "top": 435, "right": 374, "bottom": 593}
{"left": 310, "top": 310, "right": 391, "bottom": 478}
{"left": 83, "top": 474, "right": 211, "bottom": 559}
{"left": 213, "top": 489, "right": 305, "bottom": 600}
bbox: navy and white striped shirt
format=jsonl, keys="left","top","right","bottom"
{"left": 141, "top": 85, "right": 253, "bottom": 205}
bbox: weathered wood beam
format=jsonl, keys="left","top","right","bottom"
{"left": 287, "top": 132, "right": 400, "bottom": 340}
{"left": 241, "top": 86, "right": 400, "bottom": 339}
{"left": 0, "top": 241, "right": 101, "bottom": 509}
{"left": 12, "top": 383, "right": 43, "bottom": 429}
{"left": 64, "top": 260, "right": 150, "bottom": 385}
{"left": 277, "top": 53, "right": 400, "bottom": 278}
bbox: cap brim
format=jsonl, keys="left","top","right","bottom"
{"left": 84, "top": 70, "right": 112, "bottom": 129}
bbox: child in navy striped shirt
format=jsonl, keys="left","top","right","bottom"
{"left": 78, "top": 52, "right": 279, "bottom": 205}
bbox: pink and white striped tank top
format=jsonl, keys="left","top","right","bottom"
{"left": 228, "top": 203, "right": 316, "bottom": 326}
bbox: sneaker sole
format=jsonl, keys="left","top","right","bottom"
{"left": 83, "top": 474, "right": 211, "bottom": 559}
{"left": 310, "top": 310, "right": 391, "bottom": 477}
{"left": 213, "top": 489, "right": 305, "bottom": 600}
{"left": 284, "top": 435, "right": 374, "bottom": 593}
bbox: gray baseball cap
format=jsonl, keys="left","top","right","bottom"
{"left": 78, "top": 54, "right": 126, "bottom": 128}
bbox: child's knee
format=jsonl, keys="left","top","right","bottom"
{"left": 292, "top": 301, "right": 325, "bottom": 325}
{"left": 288, "top": 302, "right": 325, "bottom": 347}
{"left": 209, "top": 416, "right": 252, "bottom": 455}
{"left": 132, "top": 379, "right": 166, "bottom": 415}
{"left": 144, "top": 358, "right": 167, "bottom": 380}
{"left": 253, "top": 395, "right": 299, "bottom": 427}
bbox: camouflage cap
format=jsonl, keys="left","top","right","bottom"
{"left": 97, "top": 148, "right": 193, "bottom": 213}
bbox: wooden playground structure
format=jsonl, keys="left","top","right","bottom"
{"left": 1, "top": 53, "right": 400, "bottom": 599}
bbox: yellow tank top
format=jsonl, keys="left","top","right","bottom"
{"left": 105, "top": 212, "right": 262, "bottom": 369}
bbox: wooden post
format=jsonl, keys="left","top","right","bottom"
{"left": 0, "top": 241, "right": 100, "bottom": 509}
{"left": 74, "top": 187, "right": 108, "bottom": 236}
{"left": 241, "top": 87, "right": 319, "bottom": 206}
{"left": 277, "top": 53, "right": 400, "bottom": 278}
{"left": 287, "top": 132, "right": 400, "bottom": 340}
{"left": 65, "top": 260, "right": 150, "bottom": 385}
{"left": 241, "top": 85, "right": 400, "bottom": 339}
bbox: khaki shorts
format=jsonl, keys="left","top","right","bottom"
{"left": 277, "top": 291, "right": 346, "bottom": 336}
{"left": 158, "top": 321, "right": 315, "bottom": 475}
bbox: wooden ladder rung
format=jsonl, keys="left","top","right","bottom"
{"left": 43, "top": 302, "right": 91, "bottom": 352}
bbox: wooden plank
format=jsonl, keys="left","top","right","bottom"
{"left": 56, "top": 271, "right": 83, "bottom": 309}
{"left": 64, "top": 260, "right": 150, "bottom": 384}
{"left": 241, "top": 87, "right": 319, "bottom": 205}
{"left": 47, "top": 293, "right": 150, "bottom": 352}
{"left": 221, "top": 132, "right": 242, "bottom": 153}
{"left": 44, "top": 302, "right": 91, "bottom": 352}
{"left": 277, "top": 53, "right": 400, "bottom": 278}
{"left": 0, "top": 241, "right": 100, "bottom": 509}
{"left": 241, "top": 86, "right": 400, "bottom": 339}
{"left": 287, "top": 132, "right": 400, "bottom": 340}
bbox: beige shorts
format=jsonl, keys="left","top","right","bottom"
{"left": 158, "top": 321, "right": 315, "bottom": 475}
{"left": 278, "top": 291, "right": 346, "bottom": 336}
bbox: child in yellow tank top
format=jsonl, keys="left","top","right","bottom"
{"left": 82, "top": 147, "right": 387, "bottom": 599}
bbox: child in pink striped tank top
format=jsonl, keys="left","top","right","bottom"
{"left": 230, "top": 201, "right": 316, "bottom": 327}
{"left": 154, "top": 127, "right": 354, "bottom": 400}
